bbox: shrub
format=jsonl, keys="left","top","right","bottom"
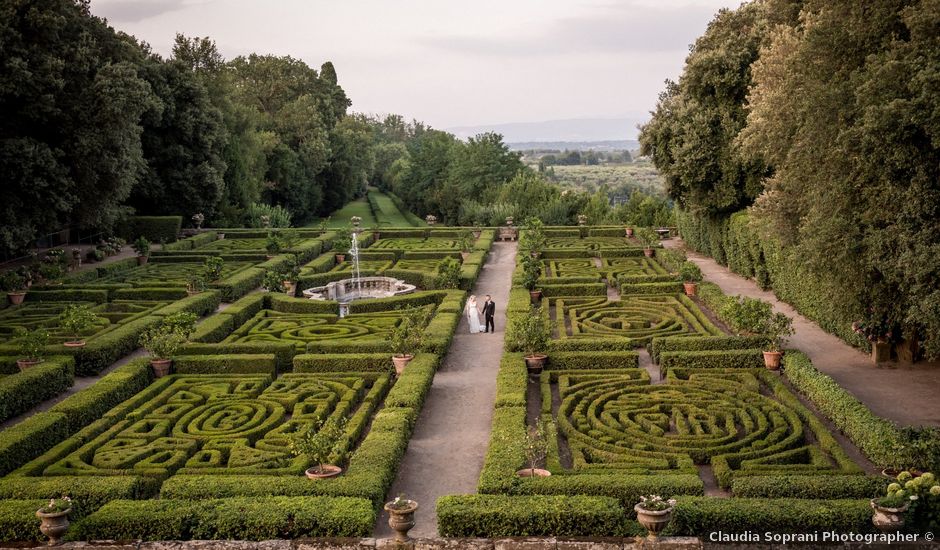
{"left": 731, "top": 475, "right": 886, "bottom": 499}
{"left": 0, "top": 412, "right": 68, "bottom": 476}
{"left": 58, "top": 304, "right": 102, "bottom": 343}
{"left": 434, "top": 257, "right": 461, "bottom": 289}
{"left": 0, "top": 356, "right": 73, "bottom": 422}
{"left": 132, "top": 237, "right": 150, "bottom": 257}
{"left": 505, "top": 305, "right": 552, "bottom": 356}
{"left": 0, "top": 500, "right": 48, "bottom": 542}
{"left": 390, "top": 308, "right": 431, "bottom": 357}
{"left": 245, "top": 203, "right": 292, "bottom": 228}
{"left": 14, "top": 327, "right": 49, "bottom": 361}
{"left": 138, "top": 325, "right": 186, "bottom": 361}
{"left": 117, "top": 216, "right": 181, "bottom": 243}
{"left": 720, "top": 295, "right": 771, "bottom": 335}
{"left": 658, "top": 349, "right": 766, "bottom": 370}
{"left": 172, "top": 354, "right": 277, "bottom": 375}
{"left": 678, "top": 261, "right": 702, "bottom": 283}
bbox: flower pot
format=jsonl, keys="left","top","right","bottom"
{"left": 524, "top": 354, "right": 548, "bottom": 378}
{"left": 529, "top": 251, "right": 541, "bottom": 259}
{"left": 392, "top": 354, "right": 414, "bottom": 376}
{"left": 762, "top": 350, "right": 783, "bottom": 370}
{"left": 516, "top": 468, "right": 551, "bottom": 478}
{"left": 461, "top": 251, "right": 470, "bottom": 261}
{"left": 7, "top": 291, "right": 26, "bottom": 306}
{"left": 36, "top": 508, "right": 71, "bottom": 546}
{"left": 305, "top": 464, "right": 343, "bottom": 479}
{"left": 150, "top": 359, "right": 172, "bottom": 378}
{"left": 870, "top": 499, "right": 908, "bottom": 533}
{"left": 643, "top": 248, "right": 655, "bottom": 258}
{"left": 683, "top": 282, "right": 697, "bottom": 296}
{"left": 384, "top": 500, "right": 419, "bottom": 543}
{"left": 529, "top": 290, "right": 543, "bottom": 304}
{"left": 335, "top": 254, "right": 346, "bottom": 263}
{"left": 472, "top": 231, "right": 481, "bottom": 239}
{"left": 136, "top": 255, "right": 149, "bottom": 266}
{"left": 186, "top": 289, "right": 201, "bottom": 296}
{"left": 634, "top": 504, "right": 673, "bottom": 540}
{"left": 63, "top": 340, "right": 86, "bottom": 348}
{"left": 16, "top": 358, "right": 43, "bottom": 371}
{"left": 283, "top": 281, "right": 297, "bottom": 296}
{"left": 625, "top": 228, "right": 634, "bottom": 237}
{"left": 872, "top": 340, "right": 891, "bottom": 364}
{"left": 218, "top": 233, "right": 225, "bottom": 240}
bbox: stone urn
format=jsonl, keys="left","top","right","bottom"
{"left": 625, "top": 227, "right": 634, "bottom": 238}
{"left": 283, "top": 280, "right": 297, "bottom": 296}
{"left": 634, "top": 503, "right": 674, "bottom": 540}
{"left": 392, "top": 354, "right": 414, "bottom": 376}
{"left": 384, "top": 499, "right": 419, "bottom": 543}
{"left": 870, "top": 499, "right": 908, "bottom": 532}
{"left": 137, "top": 255, "right": 149, "bottom": 266}
{"left": 643, "top": 248, "right": 655, "bottom": 258}
{"left": 36, "top": 508, "right": 71, "bottom": 546}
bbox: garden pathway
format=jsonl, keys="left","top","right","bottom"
{"left": 374, "top": 241, "right": 517, "bottom": 538}
{"left": 664, "top": 239, "right": 940, "bottom": 427}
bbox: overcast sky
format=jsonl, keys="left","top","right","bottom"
{"left": 89, "top": 0, "right": 741, "bottom": 134}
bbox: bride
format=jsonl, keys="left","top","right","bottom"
{"left": 465, "top": 295, "right": 483, "bottom": 334}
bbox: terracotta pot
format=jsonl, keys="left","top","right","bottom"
{"left": 150, "top": 359, "right": 172, "bottom": 378}
{"left": 524, "top": 354, "right": 548, "bottom": 377}
{"left": 7, "top": 291, "right": 26, "bottom": 306}
{"left": 872, "top": 340, "right": 891, "bottom": 364}
{"left": 870, "top": 499, "right": 908, "bottom": 533}
{"left": 384, "top": 500, "right": 419, "bottom": 543}
{"left": 529, "top": 290, "right": 543, "bottom": 304}
{"left": 305, "top": 464, "right": 343, "bottom": 479}
{"left": 516, "top": 468, "right": 551, "bottom": 478}
{"left": 335, "top": 254, "right": 346, "bottom": 263}
{"left": 36, "top": 508, "right": 71, "bottom": 546}
{"left": 625, "top": 228, "right": 634, "bottom": 237}
{"left": 683, "top": 282, "right": 697, "bottom": 296}
{"left": 63, "top": 340, "right": 86, "bottom": 348}
{"left": 763, "top": 350, "right": 783, "bottom": 370}
{"left": 643, "top": 248, "right": 655, "bottom": 258}
{"left": 137, "top": 255, "right": 149, "bottom": 266}
{"left": 392, "top": 354, "right": 414, "bottom": 376}
{"left": 881, "top": 468, "right": 923, "bottom": 479}
{"left": 186, "top": 289, "right": 201, "bottom": 296}
{"left": 634, "top": 504, "right": 673, "bottom": 540}
{"left": 461, "top": 251, "right": 470, "bottom": 261}
{"left": 16, "top": 358, "right": 43, "bottom": 371}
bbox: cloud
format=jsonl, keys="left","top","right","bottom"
{"left": 91, "top": 0, "right": 195, "bottom": 23}
{"left": 418, "top": 2, "right": 718, "bottom": 56}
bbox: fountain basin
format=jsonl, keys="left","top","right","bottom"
{"left": 302, "top": 276, "right": 416, "bottom": 302}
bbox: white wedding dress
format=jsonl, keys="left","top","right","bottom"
{"left": 466, "top": 300, "right": 483, "bottom": 333}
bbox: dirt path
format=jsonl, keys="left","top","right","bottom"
{"left": 665, "top": 239, "right": 940, "bottom": 427}
{"left": 374, "top": 241, "right": 517, "bottom": 538}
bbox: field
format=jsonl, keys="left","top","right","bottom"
{"left": 549, "top": 162, "right": 666, "bottom": 197}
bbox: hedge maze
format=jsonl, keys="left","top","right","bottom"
{"left": 553, "top": 296, "right": 722, "bottom": 344}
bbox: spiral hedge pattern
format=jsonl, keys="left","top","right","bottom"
{"left": 544, "top": 237, "right": 636, "bottom": 251}
{"left": 223, "top": 309, "right": 427, "bottom": 348}
{"left": 553, "top": 296, "right": 721, "bottom": 343}
{"left": 543, "top": 258, "right": 668, "bottom": 280}
{"left": 47, "top": 373, "right": 390, "bottom": 477}
{"left": 0, "top": 301, "right": 161, "bottom": 345}
{"left": 550, "top": 369, "right": 860, "bottom": 482}
{"left": 197, "top": 238, "right": 280, "bottom": 252}
{"left": 371, "top": 238, "right": 460, "bottom": 250}
{"left": 97, "top": 262, "right": 253, "bottom": 286}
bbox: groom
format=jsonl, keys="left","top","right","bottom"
{"left": 482, "top": 295, "right": 496, "bottom": 333}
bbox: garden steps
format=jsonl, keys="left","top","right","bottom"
{"left": 374, "top": 241, "right": 518, "bottom": 538}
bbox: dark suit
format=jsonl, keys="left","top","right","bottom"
{"left": 482, "top": 300, "right": 496, "bottom": 332}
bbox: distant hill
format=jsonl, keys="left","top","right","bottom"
{"left": 446, "top": 117, "right": 646, "bottom": 143}
{"left": 507, "top": 140, "right": 639, "bottom": 152}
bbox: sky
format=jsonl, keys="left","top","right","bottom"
{"left": 89, "top": 0, "right": 741, "bottom": 138}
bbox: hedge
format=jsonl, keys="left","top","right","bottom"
{"left": 731, "top": 475, "right": 886, "bottom": 499}
{"left": 0, "top": 476, "right": 159, "bottom": 519}
{"left": 190, "top": 313, "right": 234, "bottom": 343}
{"left": 650, "top": 335, "right": 771, "bottom": 363}
{"left": 210, "top": 267, "right": 265, "bottom": 302}
{"left": 548, "top": 338, "right": 637, "bottom": 352}
{"left": 48, "top": 360, "right": 152, "bottom": 432}
{"left": 153, "top": 290, "right": 221, "bottom": 317}
{"left": 539, "top": 282, "right": 608, "bottom": 297}
{"left": 266, "top": 293, "right": 339, "bottom": 314}
{"left": 292, "top": 353, "right": 393, "bottom": 373}
{"left": 172, "top": 354, "right": 278, "bottom": 376}
{"left": 0, "top": 357, "right": 73, "bottom": 422}
{"left": 0, "top": 500, "right": 48, "bottom": 542}
{"left": 68, "top": 315, "right": 161, "bottom": 375}
{"left": 383, "top": 354, "right": 438, "bottom": 410}
{"left": 71, "top": 496, "right": 375, "bottom": 540}
{"left": 218, "top": 293, "right": 265, "bottom": 327}
{"left": 619, "top": 281, "right": 684, "bottom": 295}
{"left": 111, "top": 287, "right": 188, "bottom": 301}
{"left": 117, "top": 215, "right": 181, "bottom": 243}
{"left": 179, "top": 341, "right": 296, "bottom": 372}
{"left": 665, "top": 496, "right": 873, "bottom": 536}
{"left": 548, "top": 351, "right": 639, "bottom": 370}
{"left": 437, "top": 495, "right": 641, "bottom": 537}
{"left": 23, "top": 289, "right": 109, "bottom": 303}
{"left": 0, "top": 412, "right": 69, "bottom": 476}
{"left": 658, "top": 349, "right": 766, "bottom": 371}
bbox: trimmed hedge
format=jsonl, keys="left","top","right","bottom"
{"left": 293, "top": 353, "right": 392, "bottom": 373}
{"left": 0, "top": 356, "right": 74, "bottom": 422}
{"left": 23, "top": 289, "right": 109, "bottom": 303}
{"left": 539, "top": 282, "right": 607, "bottom": 297}
{"left": 111, "top": 287, "right": 187, "bottom": 301}
{"left": 172, "top": 354, "right": 278, "bottom": 375}
{"left": 731, "top": 475, "right": 886, "bottom": 499}
{"left": 666, "top": 496, "right": 873, "bottom": 536}
{"left": 548, "top": 351, "right": 639, "bottom": 370}
{"left": 650, "top": 335, "right": 770, "bottom": 363}
{"left": 437, "top": 495, "right": 640, "bottom": 537}
{"left": 210, "top": 267, "right": 265, "bottom": 302}
{"left": 0, "top": 476, "right": 159, "bottom": 518}
{"left": 548, "top": 338, "right": 637, "bottom": 352}
{"left": 71, "top": 496, "right": 375, "bottom": 540}
{"left": 190, "top": 313, "right": 234, "bottom": 343}
{"left": 383, "top": 354, "right": 438, "bottom": 410}
{"left": 179, "top": 342, "right": 296, "bottom": 372}
{"left": 658, "top": 349, "right": 766, "bottom": 370}
{"left": 117, "top": 216, "right": 181, "bottom": 243}
{"left": 619, "top": 281, "right": 683, "bottom": 295}
{"left": 153, "top": 290, "right": 221, "bottom": 317}
{"left": 0, "top": 412, "right": 68, "bottom": 476}
{"left": 48, "top": 360, "right": 152, "bottom": 432}
{"left": 0, "top": 500, "right": 48, "bottom": 542}
{"left": 69, "top": 315, "right": 162, "bottom": 375}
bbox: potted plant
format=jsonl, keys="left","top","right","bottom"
{"left": 332, "top": 229, "right": 352, "bottom": 263}
{"left": 139, "top": 325, "right": 186, "bottom": 377}
{"left": 265, "top": 231, "right": 283, "bottom": 258}
{"left": 760, "top": 311, "right": 794, "bottom": 370}
{"left": 636, "top": 228, "right": 659, "bottom": 257}
{"left": 203, "top": 256, "right": 225, "bottom": 283}
{"left": 132, "top": 237, "right": 151, "bottom": 266}
{"left": 678, "top": 261, "right": 702, "bottom": 296}
{"left": 15, "top": 328, "right": 49, "bottom": 371}
{"left": 458, "top": 230, "right": 474, "bottom": 261}
{"left": 162, "top": 312, "right": 198, "bottom": 339}
{"left": 634, "top": 495, "right": 676, "bottom": 540}
{"left": 425, "top": 214, "right": 437, "bottom": 226}
{"left": 517, "top": 419, "right": 551, "bottom": 478}
{"left": 384, "top": 494, "right": 419, "bottom": 543}
{"left": 262, "top": 267, "right": 292, "bottom": 294}
{"left": 288, "top": 417, "right": 347, "bottom": 479}
{"left": 58, "top": 304, "right": 101, "bottom": 348}
{"left": 625, "top": 226, "right": 634, "bottom": 238}
{"left": 390, "top": 308, "right": 428, "bottom": 375}
{"left": 521, "top": 255, "right": 543, "bottom": 303}
{"left": 36, "top": 496, "right": 72, "bottom": 546}
{"left": 192, "top": 212, "right": 205, "bottom": 230}
{"left": 520, "top": 218, "right": 547, "bottom": 259}
{"left": 506, "top": 305, "right": 553, "bottom": 379}
{"left": 186, "top": 273, "right": 206, "bottom": 295}
{"left": 434, "top": 257, "right": 461, "bottom": 290}
{"left": 281, "top": 257, "right": 300, "bottom": 296}
{"left": 870, "top": 483, "right": 916, "bottom": 533}
{"left": 472, "top": 225, "right": 482, "bottom": 239}
{"left": 852, "top": 316, "right": 895, "bottom": 364}
{"left": 1, "top": 271, "right": 27, "bottom": 305}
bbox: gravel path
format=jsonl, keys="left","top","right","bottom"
{"left": 374, "top": 241, "right": 517, "bottom": 538}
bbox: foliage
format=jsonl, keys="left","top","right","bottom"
{"left": 38, "top": 496, "right": 72, "bottom": 514}
{"left": 245, "top": 203, "right": 292, "bottom": 228}
{"left": 523, "top": 419, "right": 551, "bottom": 474}
{"left": 0, "top": 271, "right": 26, "bottom": 293}
{"left": 520, "top": 255, "right": 542, "bottom": 292}
{"left": 288, "top": 417, "right": 348, "bottom": 474}
{"left": 457, "top": 230, "right": 474, "bottom": 252}
{"left": 138, "top": 326, "right": 186, "bottom": 360}
{"left": 434, "top": 257, "right": 461, "bottom": 290}
{"left": 202, "top": 256, "right": 225, "bottom": 282}
{"left": 634, "top": 227, "right": 659, "bottom": 248}
{"left": 132, "top": 237, "right": 150, "bottom": 257}
{"left": 763, "top": 312, "right": 794, "bottom": 352}
{"left": 161, "top": 312, "right": 198, "bottom": 338}
{"left": 390, "top": 308, "right": 431, "bottom": 357}
{"left": 265, "top": 231, "right": 283, "bottom": 255}
{"left": 15, "top": 328, "right": 49, "bottom": 361}
{"left": 262, "top": 268, "right": 288, "bottom": 293}
{"left": 637, "top": 494, "right": 676, "bottom": 512}
{"left": 332, "top": 227, "right": 353, "bottom": 255}
{"left": 519, "top": 217, "right": 547, "bottom": 255}
{"left": 678, "top": 261, "right": 702, "bottom": 283}
{"left": 505, "top": 305, "right": 552, "bottom": 356}
{"left": 719, "top": 296, "right": 772, "bottom": 335}
{"left": 57, "top": 305, "right": 102, "bottom": 340}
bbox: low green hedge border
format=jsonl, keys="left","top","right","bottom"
{"left": 70, "top": 496, "right": 375, "bottom": 540}
{"left": 437, "top": 494, "right": 642, "bottom": 538}
{"left": 0, "top": 500, "right": 50, "bottom": 542}
{"left": 0, "top": 356, "right": 74, "bottom": 422}
{"left": 658, "top": 349, "right": 765, "bottom": 372}
{"left": 650, "top": 335, "right": 771, "bottom": 363}
{"left": 549, "top": 351, "right": 639, "bottom": 370}
{"left": 730, "top": 475, "right": 886, "bottom": 499}
{"left": 171, "top": 354, "right": 278, "bottom": 376}
{"left": 292, "top": 353, "right": 393, "bottom": 373}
